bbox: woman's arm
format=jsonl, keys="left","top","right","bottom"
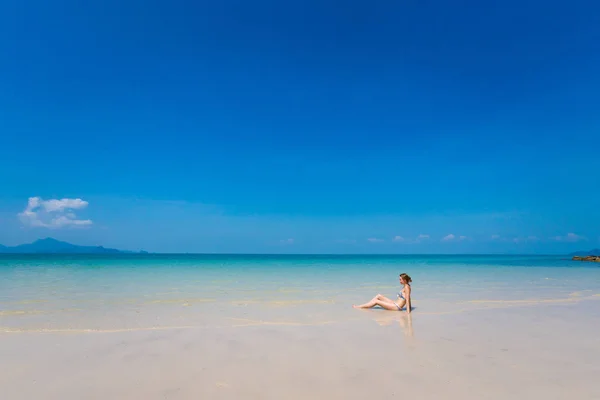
{"left": 405, "top": 287, "right": 411, "bottom": 313}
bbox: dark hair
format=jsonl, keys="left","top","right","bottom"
{"left": 399, "top": 273, "right": 412, "bottom": 283}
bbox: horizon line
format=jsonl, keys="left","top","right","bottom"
{"left": 0, "top": 252, "right": 573, "bottom": 256}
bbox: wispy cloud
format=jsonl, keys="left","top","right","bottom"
{"left": 279, "top": 238, "right": 294, "bottom": 244}
{"left": 552, "top": 233, "right": 586, "bottom": 242}
{"left": 18, "top": 197, "right": 92, "bottom": 228}
{"left": 367, "top": 238, "right": 384, "bottom": 243}
{"left": 416, "top": 234, "right": 430, "bottom": 242}
{"left": 494, "top": 235, "right": 539, "bottom": 243}
{"left": 441, "top": 234, "right": 468, "bottom": 242}
{"left": 392, "top": 234, "right": 431, "bottom": 244}
{"left": 512, "top": 237, "right": 535, "bottom": 244}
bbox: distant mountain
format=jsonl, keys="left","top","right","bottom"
{"left": 569, "top": 249, "right": 600, "bottom": 257}
{"left": 0, "top": 238, "right": 146, "bottom": 254}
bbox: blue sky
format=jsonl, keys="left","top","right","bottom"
{"left": 1, "top": 0, "right": 599, "bottom": 253}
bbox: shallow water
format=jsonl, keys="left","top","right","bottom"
{"left": 1, "top": 255, "right": 599, "bottom": 399}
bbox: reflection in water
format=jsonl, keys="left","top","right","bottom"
{"left": 374, "top": 313, "right": 414, "bottom": 337}
{"left": 398, "top": 313, "right": 413, "bottom": 337}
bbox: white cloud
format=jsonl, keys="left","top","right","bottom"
{"left": 367, "top": 238, "right": 384, "bottom": 243}
{"left": 527, "top": 235, "right": 539, "bottom": 241}
{"left": 553, "top": 233, "right": 586, "bottom": 242}
{"left": 18, "top": 197, "right": 92, "bottom": 229}
{"left": 491, "top": 234, "right": 500, "bottom": 240}
{"left": 565, "top": 233, "right": 584, "bottom": 242}
{"left": 442, "top": 234, "right": 466, "bottom": 241}
{"left": 392, "top": 236, "right": 405, "bottom": 242}
{"left": 41, "top": 198, "right": 88, "bottom": 212}
{"left": 416, "top": 234, "right": 430, "bottom": 241}
{"left": 279, "top": 238, "right": 294, "bottom": 244}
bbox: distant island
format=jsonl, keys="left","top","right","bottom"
{"left": 0, "top": 238, "right": 147, "bottom": 254}
{"left": 570, "top": 249, "right": 600, "bottom": 263}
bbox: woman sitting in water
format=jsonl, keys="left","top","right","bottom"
{"left": 353, "top": 273, "right": 412, "bottom": 313}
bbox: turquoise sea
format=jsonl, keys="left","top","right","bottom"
{"left": 1, "top": 254, "right": 599, "bottom": 332}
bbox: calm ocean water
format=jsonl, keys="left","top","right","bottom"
{"left": 1, "top": 254, "right": 599, "bottom": 331}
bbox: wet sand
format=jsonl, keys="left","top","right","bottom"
{"left": 1, "top": 298, "right": 599, "bottom": 399}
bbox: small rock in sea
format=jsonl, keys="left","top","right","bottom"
{"left": 572, "top": 255, "right": 600, "bottom": 262}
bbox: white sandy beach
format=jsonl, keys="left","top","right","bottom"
{"left": 2, "top": 294, "right": 599, "bottom": 399}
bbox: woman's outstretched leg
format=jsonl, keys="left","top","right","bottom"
{"left": 353, "top": 294, "right": 398, "bottom": 311}
{"left": 353, "top": 297, "right": 378, "bottom": 309}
